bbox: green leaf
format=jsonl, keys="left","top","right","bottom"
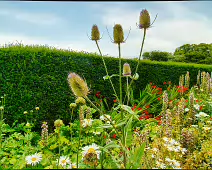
{"left": 121, "top": 105, "right": 134, "bottom": 114}
{"left": 103, "top": 141, "right": 120, "bottom": 151}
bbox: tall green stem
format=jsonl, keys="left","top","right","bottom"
{"left": 77, "top": 112, "right": 82, "bottom": 169}
{"left": 123, "top": 28, "right": 147, "bottom": 104}
{"left": 118, "top": 43, "right": 126, "bottom": 169}
{"left": 57, "top": 128, "right": 61, "bottom": 169}
{"left": 95, "top": 40, "right": 119, "bottom": 101}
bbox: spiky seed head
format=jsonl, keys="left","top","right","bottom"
{"left": 139, "top": 9, "right": 151, "bottom": 29}
{"left": 123, "top": 63, "right": 131, "bottom": 77}
{"left": 113, "top": 24, "right": 124, "bottom": 44}
{"left": 91, "top": 25, "right": 100, "bottom": 41}
{"left": 70, "top": 103, "right": 77, "bottom": 109}
{"left": 54, "top": 119, "right": 64, "bottom": 128}
{"left": 75, "top": 97, "right": 86, "bottom": 105}
{"left": 67, "top": 73, "right": 89, "bottom": 97}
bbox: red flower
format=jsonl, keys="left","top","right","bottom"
{"left": 146, "top": 105, "right": 150, "bottom": 109}
{"left": 139, "top": 116, "right": 145, "bottom": 120}
{"left": 200, "top": 106, "right": 203, "bottom": 110}
{"left": 150, "top": 82, "right": 153, "bottom": 85}
{"left": 196, "top": 100, "right": 198, "bottom": 103}
{"left": 145, "top": 115, "right": 150, "bottom": 119}
{"left": 185, "top": 100, "right": 188, "bottom": 103}
{"left": 158, "top": 91, "right": 162, "bottom": 95}
{"left": 157, "top": 97, "right": 161, "bottom": 101}
{"left": 177, "top": 86, "right": 189, "bottom": 93}
{"left": 112, "top": 134, "right": 117, "bottom": 139}
{"left": 128, "top": 147, "right": 131, "bottom": 151}
{"left": 157, "top": 87, "right": 162, "bottom": 91}
{"left": 168, "top": 81, "right": 171, "bottom": 85}
{"left": 138, "top": 108, "right": 142, "bottom": 111}
{"left": 155, "top": 116, "right": 162, "bottom": 120}
{"left": 144, "top": 110, "right": 149, "bottom": 115}
{"left": 167, "top": 87, "right": 170, "bottom": 91}
{"left": 95, "top": 91, "right": 101, "bottom": 98}
{"left": 158, "top": 120, "right": 162, "bottom": 125}
{"left": 113, "top": 99, "right": 117, "bottom": 103}
{"left": 132, "top": 105, "right": 137, "bottom": 111}
{"left": 163, "top": 82, "right": 167, "bottom": 85}
{"left": 103, "top": 135, "right": 107, "bottom": 139}
{"left": 152, "top": 85, "right": 157, "bottom": 89}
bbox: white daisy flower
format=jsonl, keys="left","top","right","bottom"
{"left": 82, "top": 119, "right": 93, "bottom": 127}
{"left": 199, "top": 112, "right": 209, "bottom": 117}
{"left": 152, "top": 148, "right": 158, "bottom": 152}
{"left": 184, "top": 108, "right": 189, "bottom": 112}
{"left": 57, "top": 156, "right": 71, "bottom": 168}
{"left": 181, "top": 148, "right": 187, "bottom": 154}
{"left": 172, "top": 160, "right": 181, "bottom": 167}
{"left": 173, "top": 146, "right": 181, "bottom": 152}
{"left": 165, "top": 157, "right": 172, "bottom": 162}
{"left": 100, "top": 114, "right": 111, "bottom": 123}
{"left": 163, "top": 137, "right": 169, "bottom": 142}
{"left": 191, "top": 125, "right": 198, "bottom": 128}
{"left": 68, "top": 163, "right": 77, "bottom": 169}
{"left": 25, "top": 153, "right": 42, "bottom": 166}
{"left": 202, "top": 126, "right": 211, "bottom": 131}
{"left": 82, "top": 143, "right": 101, "bottom": 159}
{"left": 194, "top": 104, "right": 200, "bottom": 110}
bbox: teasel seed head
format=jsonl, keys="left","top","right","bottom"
{"left": 70, "top": 103, "right": 77, "bottom": 109}
{"left": 67, "top": 72, "right": 89, "bottom": 97}
{"left": 123, "top": 63, "right": 131, "bottom": 77}
{"left": 75, "top": 97, "right": 86, "bottom": 105}
{"left": 91, "top": 24, "right": 100, "bottom": 41}
{"left": 54, "top": 119, "right": 64, "bottom": 128}
{"left": 138, "top": 9, "right": 151, "bottom": 29}
{"left": 79, "top": 106, "right": 84, "bottom": 126}
{"left": 113, "top": 24, "right": 124, "bottom": 44}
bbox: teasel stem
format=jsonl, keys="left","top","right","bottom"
{"left": 126, "top": 77, "right": 130, "bottom": 105}
{"left": 95, "top": 40, "right": 119, "bottom": 102}
{"left": 117, "top": 43, "right": 127, "bottom": 169}
{"left": 76, "top": 112, "right": 81, "bottom": 169}
{"left": 57, "top": 128, "right": 61, "bottom": 169}
{"left": 84, "top": 96, "right": 120, "bottom": 137}
{"left": 123, "top": 28, "right": 147, "bottom": 104}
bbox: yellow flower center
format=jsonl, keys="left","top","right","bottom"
{"left": 88, "top": 148, "right": 96, "bottom": 154}
{"left": 31, "top": 157, "right": 37, "bottom": 162}
{"left": 62, "top": 160, "right": 66, "bottom": 164}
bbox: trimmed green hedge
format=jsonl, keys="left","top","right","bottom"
{"left": 1, "top": 44, "right": 212, "bottom": 132}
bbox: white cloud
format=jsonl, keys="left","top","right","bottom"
{"left": 0, "top": 8, "right": 64, "bottom": 26}
{"left": 95, "top": 2, "right": 212, "bottom": 58}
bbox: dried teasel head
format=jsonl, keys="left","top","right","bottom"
{"left": 123, "top": 63, "right": 131, "bottom": 77}
{"left": 113, "top": 24, "right": 124, "bottom": 44}
{"left": 138, "top": 9, "right": 151, "bottom": 29}
{"left": 67, "top": 73, "right": 89, "bottom": 97}
{"left": 91, "top": 24, "right": 100, "bottom": 41}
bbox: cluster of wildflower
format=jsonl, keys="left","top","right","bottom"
{"left": 163, "top": 137, "right": 187, "bottom": 154}
{"left": 100, "top": 114, "right": 112, "bottom": 124}
{"left": 41, "top": 121, "right": 48, "bottom": 146}
{"left": 154, "top": 159, "right": 166, "bottom": 169}
{"left": 82, "top": 118, "right": 93, "bottom": 128}
{"left": 195, "top": 111, "right": 209, "bottom": 118}
{"left": 57, "top": 156, "right": 76, "bottom": 169}
{"left": 82, "top": 143, "right": 101, "bottom": 166}
{"left": 25, "top": 153, "right": 42, "bottom": 166}
{"left": 165, "top": 157, "right": 181, "bottom": 169}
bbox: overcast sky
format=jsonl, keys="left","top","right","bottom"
{"left": 0, "top": 1, "right": 212, "bottom": 59}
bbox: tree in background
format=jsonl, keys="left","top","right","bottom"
{"left": 142, "top": 50, "right": 171, "bottom": 61}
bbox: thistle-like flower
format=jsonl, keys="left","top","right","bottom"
{"left": 91, "top": 25, "right": 100, "bottom": 41}
{"left": 138, "top": 9, "right": 150, "bottom": 29}
{"left": 113, "top": 24, "right": 124, "bottom": 44}
{"left": 67, "top": 73, "right": 89, "bottom": 97}
{"left": 75, "top": 97, "right": 86, "bottom": 105}
{"left": 123, "top": 63, "right": 131, "bottom": 77}
{"left": 41, "top": 121, "right": 48, "bottom": 146}
{"left": 54, "top": 119, "right": 64, "bottom": 128}
{"left": 137, "top": 9, "right": 157, "bottom": 30}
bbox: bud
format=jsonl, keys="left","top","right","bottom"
{"left": 75, "top": 97, "right": 86, "bottom": 105}
{"left": 70, "top": 103, "right": 77, "bottom": 109}
{"left": 35, "top": 107, "right": 40, "bottom": 111}
{"left": 123, "top": 63, "right": 131, "bottom": 77}
{"left": 91, "top": 24, "right": 100, "bottom": 41}
{"left": 54, "top": 119, "right": 64, "bottom": 128}
{"left": 139, "top": 9, "right": 151, "bottom": 29}
{"left": 24, "top": 111, "right": 28, "bottom": 115}
{"left": 113, "top": 24, "right": 124, "bottom": 44}
{"left": 67, "top": 73, "right": 89, "bottom": 97}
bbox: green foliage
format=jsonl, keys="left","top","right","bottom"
{"left": 1, "top": 44, "right": 212, "bottom": 132}
{"left": 174, "top": 43, "right": 212, "bottom": 64}
{"left": 143, "top": 50, "right": 171, "bottom": 61}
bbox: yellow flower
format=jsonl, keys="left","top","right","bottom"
{"left": 24, "top": 111, "right": 28, "bottom": 114}
{"left": 35, "top": 107, "right": 40, "bottom": 111}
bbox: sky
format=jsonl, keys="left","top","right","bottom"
{"left": 0, "top": 1, "right": 212, "bottom": 59}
